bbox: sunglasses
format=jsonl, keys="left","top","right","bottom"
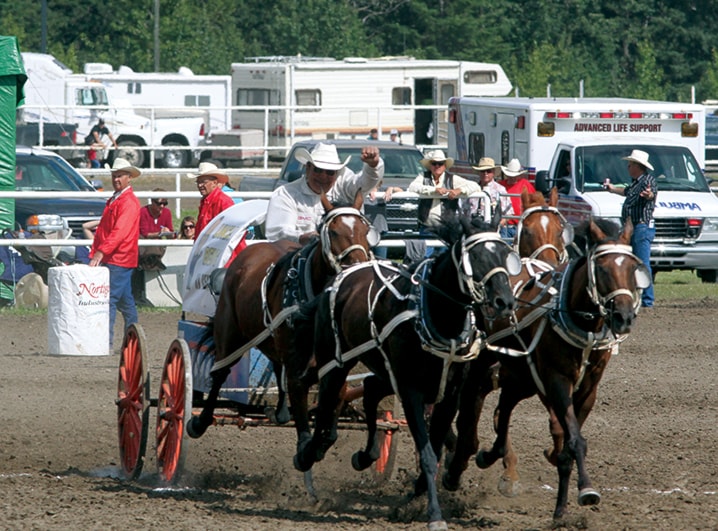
{"left": 311, "top": 165, "right": 337, "bottom": 177}
{"left": 183, "top": 224, "right": 195, "bottom": 229}
{"left": 153, "top": 200, "right": 168, "bottom": 206}
{"left": 430, "top": 161, "right": 445, "bottom": 167}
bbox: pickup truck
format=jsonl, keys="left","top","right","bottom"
{"left": 15, "top": 121, "right": 85, "bottom": 167}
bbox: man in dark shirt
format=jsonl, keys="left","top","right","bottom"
{"left": 604, "top": 149, "right": 657, "bottom": 308}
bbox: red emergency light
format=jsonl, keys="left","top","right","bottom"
{"left": 545, "top": 112, "right": 572, "bottom": 119}
{"left": 599, "top": 112, "right": 614, "bottom": 118}
{"left": 448, "top": 109, "right": 457, "bottom": 123}
{"left": 687, "top": 218, "right": 703, "bottom": 227}
{"left": 627, "top": 113, "right": 643, "bottom": 119}
{"left": 672, "top": 113, "right": 692, "bottom": 119}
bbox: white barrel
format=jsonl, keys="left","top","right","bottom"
{"left": 48, "top": 264, "right": 110, "bottom": 356}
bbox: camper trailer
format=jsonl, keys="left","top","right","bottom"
{"left": 229, "top": 56, "right": 513, "bottom": 152}
{"left": 82, "top": 63, "right": 232, "bottom": 133}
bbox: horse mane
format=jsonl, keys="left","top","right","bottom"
{"left": 572, "top": 218, "right": 621, "bottom": 256}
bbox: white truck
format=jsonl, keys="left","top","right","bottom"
{"left": 447, "top": 96, "right": 718, "bottom": 282}
{"left": 19, "top": 52, "right": 207, "bottom": 169}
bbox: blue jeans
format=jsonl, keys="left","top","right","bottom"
{"left": 631, "top": 223, "right": 655, "bottom": 307}
{"left": 107, "top": 264, "right": 138, "bottom": 349}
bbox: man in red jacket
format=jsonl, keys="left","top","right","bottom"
{"left": 90, "top": 158, "right": 141, "bottom": 351}
{"left": 188, "top": 162, "right": 234, "bottom": 239}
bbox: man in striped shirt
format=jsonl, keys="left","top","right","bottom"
{"left": 604, "top": 149, "right": 657, "bottom": 308}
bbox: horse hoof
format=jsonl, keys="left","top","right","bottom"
{"left": 293, "top": 452, "right": 312, "bottom": 473}
{"left": 351, "top": 451, "right": 373, "bottom": 471}
{"left": 475, "top": 450, "right": 492, "bottom": 469}
{"left": 497, "top": 474, "right": 520, "bottom": 497}
{"left": 428, "top": 520, "right": 448, "bottom": 531}
{"left": 442, "top": 471, "right": 460, "bottom": 492}
{"left": 578, "top": 487, "right": 601, "bottom": 506}
{"left": 186, "top": 417, "right": 207, "bottom": 439}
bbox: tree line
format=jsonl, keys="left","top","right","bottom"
{"left": 3, "top": 0, "right": 718, "bottom": 103}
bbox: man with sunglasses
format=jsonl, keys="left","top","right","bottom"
{"left": 139, "top": 188, "right": 175, "bottom": 239}
{"left": 265, "top": 142, "right": 383, "bottom": 243}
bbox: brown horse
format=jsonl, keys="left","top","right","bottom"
{"left": 445, "top": 218, "right": 650, "bottom": 519}
{"left": 419, "top": 187, "right": 571, "bottom": 496}
{"left": 186, "top": 192, "right": 377, "bottom": 461}
{"left": 295, "top": 209, "right": 520, "bottom": 530}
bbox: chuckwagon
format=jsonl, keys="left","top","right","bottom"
{"left": 115, "top": 199, "right": 401, "bottom": 485}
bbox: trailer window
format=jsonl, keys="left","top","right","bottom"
{"left": 464, "top": 70, "right": 498, "bottom": 84}
{"left": 467, "top": 133, "right": 485, "bottom": 165}
{"left": 237, "top": 88, "right": 279, "bottom": 106}
{"left": 185, "top": 95, "right": 211, "bottom": 107}
{"left": 295, "top": 89, "right": 321, "bottom": 110}
{"left": 126, "top": 82, "right": 141, "bottom": 94}
{"left": 392, "top": 87, "right": 412, "bottom": 106}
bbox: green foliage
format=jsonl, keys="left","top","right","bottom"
{"left": 4, "top": 0, "right": 718, "bottom": 100}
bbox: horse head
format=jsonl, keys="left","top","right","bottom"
{"left": 515, "top": 187, "right": 573, "bottom": 265}
{"left": 439, "top": 207, "right": 520, "bottom": 320}
{"left": 583, "top": 217, "right": 651, "bottom": 334}
{"left": 318, "top": 190, "right": 378, "bottom": 274}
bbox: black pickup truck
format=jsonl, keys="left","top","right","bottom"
{"left": 15, "top": 122, "right": 85, "bottom": 167}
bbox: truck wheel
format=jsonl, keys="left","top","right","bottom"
{"left": 697, "top": 269, "right": 717, "bottom": 283}
{"left": 116, "top": 140, "right": 145, "bottom": 168}
{"left": 161, "top": 142, "right": 189, "bottom": 169}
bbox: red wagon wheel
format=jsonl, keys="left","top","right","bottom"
{"left": 156, "top": 338, "right": 193, "bottom": 483}
{"left": 372, "top": 410, "right": 398, "bottom": 484}
{"left": 117, "top": 323, "right": 150, "bottom": 480}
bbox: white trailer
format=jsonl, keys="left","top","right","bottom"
{"left": 229, "top": 56, "right": 513, "bottom": 151}
{"left": 20, "top": 53, "right": 206, "bottom": 169}
{"left": 82, "top": 63, "right": 231, "bottom": 133}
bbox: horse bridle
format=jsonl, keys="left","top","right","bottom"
{"left": 585, "top": 243, "right": 643, "bottom": 317}
{"left": 514, "top": 205, "right": 571, "bottom": 263}
{"left": 452, "top": 232, "right": 518, "bottom": 304}
{"left": 319, "top": 207, "right": 374, "bottom": 274}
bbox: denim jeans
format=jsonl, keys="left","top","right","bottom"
{"left": 631, "top": 223, "right": 655, "bottom": 307}
{"left": 107, "top": 264, "right": 138, "bottom": 350}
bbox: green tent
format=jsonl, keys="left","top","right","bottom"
{"left": 0, "top": 36, "right": 27, "bottom": 231}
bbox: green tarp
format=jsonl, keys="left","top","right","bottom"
{"left": 0, "top": 36, "right": 27, "bottom": 231}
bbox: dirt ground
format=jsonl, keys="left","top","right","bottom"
{"left": 1, "top": 298, "right": 718, "bottom": 531}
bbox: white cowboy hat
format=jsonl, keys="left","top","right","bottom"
{"left": 294, "top": 142, "right": 351, "bottom": 171}
{"left": 622, "top": 149, "right": 654, "bottom": 171}
{"left": 105, "top": 157, "right": 141, "bottom": 178}
{"left": 420, "top": 149, "right": 454, "bottom": 170}
{"left": 390, "top": 129, "right": 398, "bottom": 135}
{"left": 500, "top": 158, "right": 527, "bottom": 178}
{"left": 185, "top": 161, "right": 229, "bottom": 185}
{"left": 472, "top": 156, "right": 499, "bottom": 172}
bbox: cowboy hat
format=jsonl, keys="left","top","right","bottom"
{"left": 294, "top": 142, "right": 351, "bottom": 171}
{"left": 420, "top": 149, "right": 454, "bottom": 170}
{"left": 105, "top": 157, "right": 141, "bottom": 178}
{"left": 186, "top": 161, "right": 229, "bottom": 185}
{"left": 472, "top": 157, "right": 499, "bottom": 172}
{"left": 500, "top": 158, "right": 527, "bottom": 178}
{"left": 622, "top": 149, "right": 654, "bottom": 171}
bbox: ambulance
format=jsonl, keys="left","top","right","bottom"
{"left": 447, "top": 97, "right": 718, "bottom": 282}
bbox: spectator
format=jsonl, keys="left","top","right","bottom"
{"left": 82, "top": 219, "right": 100, "bottom": 240}
{"left": 89, "top": 158, "right": 141, "bottom": 351}
{"left": 389, "top": 129, "right": 400, "bottom": 143}
{"left": 85, "top": 118, "right": 117, "bottom": 169}
{"left": 367, "top": 128, "right": 379, "bottom": 140}
{"left": 178, "top": 215, "right": 196, "bottom": 240}
{"left": 188, "top": 162, "right": 235, "bottom": 239}
{"left": 501, "top": 158, "right": 535, "bottom": 238}
{"left": 139, "top": 189, "right": 174, "bottom": 239}
{"left": 265, "top": 142, "right": 383, "bottom": 244}
{"left": 367, "top": 180, "right": 404, "bottom": 259}
{"left": 472, "top": 157, "right": 513, "bottom": 236}
{"left": 408, "top": 149, "right": 480, "bottom": 232}
{"left": 604, "top": 149, "right": 657, "bottom": 308}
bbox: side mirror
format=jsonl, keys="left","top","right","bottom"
{"left": 557, "top": 176, "right": 571, "bottom": 195}
{"left": 535, "top": 170, "right": 550, "bottom": 194}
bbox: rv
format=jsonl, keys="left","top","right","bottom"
{"left": 448, "top": 96, "right": 718, "bottom": 281}
{"left": 229, "top": 56, "right": 513, "bottom": 152}
{"left": 82, "top": 63, "right": 232, "bottom": 133}
{"left": 19, "top": 53, "right": 206, "bottom": 168}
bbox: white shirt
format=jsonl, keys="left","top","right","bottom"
{"left": 408, "top": 171, "right": 481, "bottom": 226}
{"left": 265, "top": 160, "right": 384, "bottom": 242}
{"left": 482, "top": 179, "right": 514, "bottom": 217}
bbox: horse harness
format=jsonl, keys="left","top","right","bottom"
{"left": 513, "top": 204, "right": 571, "bottom": 264}
{"left": 211, "top": 207, "right": 371, "bottom": 374}
{"left": 484, "top": 243, "right": 642, "bottom": 396}
{"left": 317, "top": 232, "right": 514, "bottom": 403}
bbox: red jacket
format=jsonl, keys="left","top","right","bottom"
{"left": 195, "top": 187, "right": 234, "bottom": 238}
{"left": 91, "top": 187, "right": 141, "bottom": 268}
